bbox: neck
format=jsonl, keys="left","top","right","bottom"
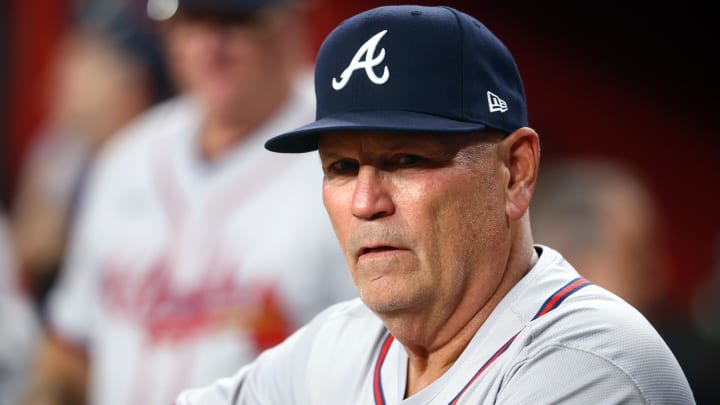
{"left": 198, "top": 77, "right": 293, "bottom": 161}
{"left": 198, "top": 117, "right": 257, "bottom": 161}
{"left": 398, "top": 219, "right": 537, "bottom": 397}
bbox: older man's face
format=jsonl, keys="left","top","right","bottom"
{"left": 162, "top": 8, "right": 300, "bottom": 119}
{"left": 318, "top": 131, "right": 509, "bottom": 318}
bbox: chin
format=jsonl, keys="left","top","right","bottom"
{"left": 360, "top": 290, "right": 414, "bottom": 315}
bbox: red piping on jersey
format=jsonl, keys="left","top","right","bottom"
{"left": 533, "top": 277, "right": 591, "bottom": 319}
{"left": 374, "top": 333, "right": 395, "bottom": 405}
{"left": 447, "top": 333, "right": 520, "bottom": 405}
{"left": 372, "top": 277, "right": 591, "bottom": 405}
{"left": 448, "top": 277, "right": 590, "bottom": 404}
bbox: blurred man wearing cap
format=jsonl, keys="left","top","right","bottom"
{"left": 175, "top": 5, "right": 694, "bottom": 404}
{"left": 22, "top": 1, "right": 356, "bottom": 405}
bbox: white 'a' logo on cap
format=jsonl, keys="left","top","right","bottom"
{"left": 332, "top": 30, "right": 390, "bottom": 90}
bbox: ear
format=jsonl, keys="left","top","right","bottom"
{"left": 500, "top": 127, "right": 540, "bottom": 220}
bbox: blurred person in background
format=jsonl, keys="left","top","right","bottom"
{"left": 530, "top": 158, "right": 719, "bottom": 399}
{"left": 21, "top": 0, "right": 356, "bottom": 404}
{"left": 9, "top": 1, "right": 173, "bottom": 317}
{"left": 530, "top": 158, "right": 669, "bottom": 318}
{"left": 0, "top": 210, "right": 40, "bottom": 405}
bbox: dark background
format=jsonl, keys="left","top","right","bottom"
{"left": 3, "top": 0, "right": 718, "bottom": 308}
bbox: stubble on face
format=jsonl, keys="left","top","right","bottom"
{"left": 323, "top": 132, "right": 508, "bottom": 322}
{"left": 346, "top": 221, "right": 430, "bottom": 313}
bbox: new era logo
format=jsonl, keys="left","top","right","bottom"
{"left": 487, "top": 91, "right": 508, "bottom": 113}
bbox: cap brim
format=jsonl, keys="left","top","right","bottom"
{"left": 264, "top": 110, "right": 488, "bottom": 153}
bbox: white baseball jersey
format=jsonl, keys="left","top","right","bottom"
{"left": 175, "top": 245, "right": 695, "bottom": 405}
{"left": 46, "top": 74, "right": 358, "bottom": 405}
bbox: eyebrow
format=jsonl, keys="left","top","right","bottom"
{"left": 318, "top": 150, "right": 342, "bottom": 160}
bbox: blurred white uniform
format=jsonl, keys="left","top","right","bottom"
{"left": 0, "top": 215, "right": 40, "bottom": 405}
{"left": 176, "top": 246, "right": 694, "bottom": 405}
{"left": 46, "top": 77, "right": 357, "bottom": 405}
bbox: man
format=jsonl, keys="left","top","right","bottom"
{"left": 175, "top": 5, "right": 694, "bottom": 404}
{"left": 23, "top": 1, "right": 355, "bottom": 405}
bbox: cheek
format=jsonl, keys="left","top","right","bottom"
{"left": 322, "top": 183, "right": 351, "bottom": 241}
{"left": 167, "top": 40, "right": 212, "bottom": 89}
{"left": 430, "top": 173, "right": 505, "bottom": 253}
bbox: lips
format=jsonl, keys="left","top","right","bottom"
{"left": 362, "top": 246, "right": 397, "bottom": 254}
{"left": 349, "top": 230, "right": 410, "bottom": 261}
{"left": 356, "top": 244, "right": 404, "bottom": 259}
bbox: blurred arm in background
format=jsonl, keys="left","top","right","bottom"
{"left": 0, "top": 212, "right": 40, "bottom": 405}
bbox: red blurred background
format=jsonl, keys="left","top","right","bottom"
{"left": 2, "top": 0, "right": 718, "bottom": 312}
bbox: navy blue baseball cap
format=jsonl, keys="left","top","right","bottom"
{"left": 147, "top": 0, "right": 291, "bottom": 21}
{"left": 265, "top": 5, "right": 528, "bottom": 153}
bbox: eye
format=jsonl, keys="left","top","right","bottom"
{"left": 325, "top": 159, "right": 358, "bottom": 174}
{"left": 395, "top": 154, "right": 424, "bottom": 166}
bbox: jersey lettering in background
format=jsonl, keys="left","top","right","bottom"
{"left": 101, "top": 253, "right": 291, "bottom": 350}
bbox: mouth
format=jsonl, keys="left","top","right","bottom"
{"left": 356, "top": 244, "right": 404, "bottom": 259}
{"left": 362, "top": 246, "right": 397, "bottom": 254}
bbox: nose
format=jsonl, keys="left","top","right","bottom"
{"left": 351, "top": 165, "right": 394, "bottom": 220}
